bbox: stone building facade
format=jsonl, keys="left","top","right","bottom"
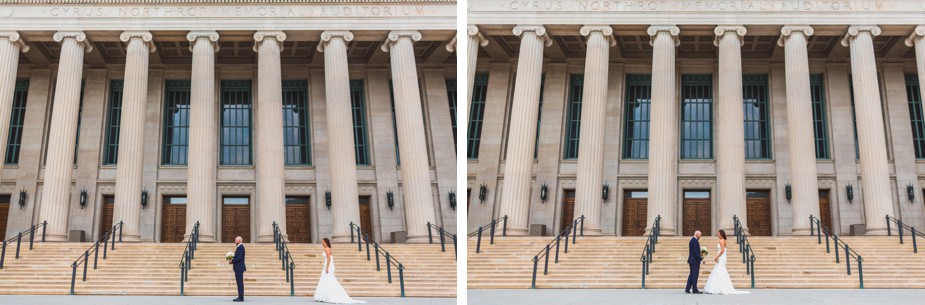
{"left": 467, "top": 0, "right": 925, "bottom": 237}
{"left": 0, "top": 0, "right": 457, "bottom": 244}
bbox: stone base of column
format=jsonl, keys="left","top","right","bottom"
{"left": 186, "top": 234, "right": 216, "bottom": 243}
{"left": 119, "top": 234, "right": 142, "bottom": 242}
{"left": 718, "top": 226, "right": 737, "bottom": 236}
{"left": 255, "top": 234, "right": 276, "bottom": 243}
{"left": 405, "top": 235, "right": 431, "bottom": 244}
{"left": 647, "top": 227, "right": 677, "bottom": 236}
{"left": 581, "top": 228, "right": 602, "bottom": 236}
{"left": 44, "top": 233, "right": 69, "bottom": 242}
{"left": 865, "top": 227, "right": 889, "bottom": 236}
{"left": 502, "top": 227, "right": 528, "bottom": 236}
{"left": 791, "top": 227, "right": 813, "bottom": 236}
{"left": 332, "top": 234, "right": 354, "bottom": 243}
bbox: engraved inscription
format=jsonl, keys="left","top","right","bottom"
{"left": 501, "top": 1, "right": 894, "bottom": 12}
{"left": 45, "top": 5, "right": 428, "bottom": 18}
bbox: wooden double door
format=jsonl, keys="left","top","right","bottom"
{"left": 682, "top": 191, "right": 711, "bottom": 236}
{"left": 622, "top": 191, "right": 648, "bottom": 236}
{"left": 285, "top": 197, "right": 311, "bottom": 243}
{"left": 746, "top": 191, "right": 772, "bottom": 236}
{"left": 0, "top": 195, "right": 9, "bottom": 240}
{"left": 818, "top": 190, "right": 832, "bottom": 229}
{"left": 161, "top": 196, "right": 187, "bottom": 243}
{"left": 358, "top": 196, "right": 373, "bottom": 238}
{"left": 222, "top": 197, "right": 251, "bottom": 243}
{"left": 560, "top": 190, "right": 576, "bottom": 234}
{"left": 99, "top": 196, "right": 115, "bottom": 240}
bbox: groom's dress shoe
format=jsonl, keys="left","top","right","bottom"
{"left": 685, "top": 291, "right": 690, "bottom": 293}
{"left": 233, "top": 299, "right": 243, "bottom": 302}
{"left": 692, "top": 291, "right": 704, "bottom": 294}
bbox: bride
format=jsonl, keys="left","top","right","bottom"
{"left": 314, "top": 238, "right": 365, "bottom": 304}
{"left": 703, "top": 230, "right": 750, "bottom": 295}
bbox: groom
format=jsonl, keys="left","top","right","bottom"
{"left": 685, "top": 230, "right": 704, "bottom": 294}
{"left": 229, "top": 236, "right": 246, "bottom": 302}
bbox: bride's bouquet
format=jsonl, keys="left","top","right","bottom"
{"left": 225, "top": 251, "right": 235, "bottom": 261}
{"left": 700, "top": 246, "right": 708, "bottom": 258}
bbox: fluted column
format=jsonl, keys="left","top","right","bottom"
{"left": 40, "top": 32, "right": 92, "bottom": 241}
{"left": 499, "top": 25, "right": 551, "bottom": 235}
{"left": 467, "top": 26, "right": 489, "bottom": 113}
{"left": 382, "top": 31, "right": 438, "bottom": 243}
{"left": 779, "top": 26, "right": 821, "bottom": 235}
{"left": 317, "top": 31, "right": 361, "bottom": 243}
{"left": 186, "top": 31, "right": 219, "bottom": 242}
{"left": 714, "top": 25, "right": 748, "bottom": 234}
{"left": 646, "top": 25, "right": 680, "bottom": 236}
{"left": 112, "top": 32, "right": 155, "bottom": 242}
{"left": 573, "top": 25, "right": 615, "bottom": 236}
{"left": 0, "top": 32, "right": 28, "bottom": 182}
{"left": 841, "top": 26, "right": 892, "bottom": 235}
{"left": 254, "top": 31, "right": 287, "bottom": 243}
{"left": 907, "top": 26, "right": 925, "bottom": 113}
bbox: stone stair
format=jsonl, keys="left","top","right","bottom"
{"left": 0, "top": 241, "right": 456, "bottom": 297}
{"left": 468, "top": 235, "right": 925, "bottom": 289}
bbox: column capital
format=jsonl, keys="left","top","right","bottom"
{"left": 253, "top": 31, "right": 286, "bottom": 53}
{"left": 445, "top": 36, "right": 457, "bottom": 52}
{"left": 580, "top": 25, "right": 616, "bottom": 47}
{"left": 513, "top": 25, "right": 553, "bottom": 47}
{"left": 713, "top": 25, "right": 747, "bottom": 47}
{"left": 647, "top": 25, "right": 680, "bottom": 47}
{"left": 840, "top": 25, "right": 881, "bottom": 47}
{"left": 186, "top": 31, "right": 220, "bottom": 52}
{"left": 468, "top": 25, "right": 489, "bottom": 47}
{"left": 0, "top": 31, "right": 29, "bottom": 53}
{"left": 777, "top": 25, "right": 814, "bottom": 47}
{"left": 380, "top": 30, "right": 421, "bottom": 52}
{"left": 120, "top": 31, "right": 156, "bottom": 53}
{"left": 53, "top": 31, "right": 93, "bottom": 53}
{"left": 316, "top": 31, "right": 354, "bottom": 53}
{"left": 904, "top": 25, "right": 925, "bottom": 47}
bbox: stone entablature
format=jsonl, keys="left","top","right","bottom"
{"left": 468, "top": 0, "right": 925, "bottom": 24}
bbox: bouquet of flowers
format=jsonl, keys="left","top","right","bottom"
{"left": 700, "top": 246, "right": 708, "bottom": 258}
{"left": 225, "top": 251, "right": 235, "bottom": 261}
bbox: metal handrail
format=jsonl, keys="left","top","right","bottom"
{"left": 886, "top": 215, "right": 925, "bottom": 253}
{"left": 349, "top": 222, "right": 405, "bottom": 298}
{"left": 272, "top": 222, "right": 296, "bottom": 297}
{"left": 178, "top": 221, "right": 200, "bottom": 296}
{"left": 530, "top": 215, "right": 585, "bottom": 289}
{"left": 810, "top": 215, "right": 864, "bottom": 289}
{"left": 467, "top": 215, "right": 507, "bottom": 254}
{"left": 0, "top": 220, "right": 47, "bottom": 269}
{"left": 69, "top": 221, "right": 124, "bottom": 295}
{"left": 732, "top": 215, "right": 756, "bottom": 289}
{"left": 640, "top": 215, "right": 661, "bottom": 288}
{"left": 426, "top": 222, "right": 457, "bottom": 259}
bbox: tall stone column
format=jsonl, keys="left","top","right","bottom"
{"left": 382, "top": 31, "right": 438, "bottom": 243}
{"left": 498, "top": 25, "right": 551, "bottom": 235}
{"left": 714, "top": 26, "right": 748, "bottom": 234}
{"left": 779, "top": 26, "right": 821, "bottom": 235}
{"left": 254, "top": 31, "right": 287, "bottom": 242}
{"left": 907, "top": 26, "right": 925, "bottom": 109}
{"left": 40, "top": 32, "right": 92, "bottom": 241}
{"left": 317, "top": 31, "right": 361, "bottom": 242}
{"left": 186, "top": 31, "right": 219, "bottom": 242}
{"left": 841, "top": 25, "right": 892, "bottom": 235}
{"left": 0, "top": 32, "right": 28, "bottom": 181}
{"left": 646, "top": 25, "right": 680, "bottom": 236}
{"left": 467, "top": 26, "right": 489, "bottom": 112}
{"left": 112, "top": 32, "right": 154, "bottom": 242}
{"left": 573, "top": 26, "right": 615, "bottom": 236}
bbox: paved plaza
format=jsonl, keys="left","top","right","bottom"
{"left": 469, "top": 289, "right": 923, "bottom": 305}
{"left": 0, "top": 295, "right": 456, "bottom": 305}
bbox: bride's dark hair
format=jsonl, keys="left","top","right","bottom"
{"left": 718, "top": 230, "right": 727, "bottom": 240}
{"left": 322, "top": 238, "right": 331, "bottom": 248}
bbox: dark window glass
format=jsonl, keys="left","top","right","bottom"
{"left": 102, "top": 80, "right": 124, "bottom": 165}
{"left": 446, "top": 78, "right": 457, "bottom": 150}
{"left": 349, "top": 80, "right": 370, "bottom": 165}
{"left": 563, "top": 74, "right": 584, "bottom": 159}
{"left": 220, "top": 80, "right": 253, "bottom": 165}
{"left": 467, "top": 74, "right": 489, "bottom": 159}
{"left": 282, "top": 80, "right": 311, "bottom": 165}
{"left": 5, "top": 80, "right": 28, "bottom": 164}
{"left": 681, "top": 74, "right": 714, "bottom": 159}
{"left": 533, "top": 75, "right": 546, "bottom": 159}
{"left": 622, "top": 74, "right": 652, "bottom": 159}
{"left": 162, "top": 80, "right": 191, "bottom": 165}
{"left": 810, "top": 74, "right": 830, "bottom": 159}
{"left": 907, "top": 74, "right": 925, "bottom": 159}
{"left": 743, "top": 74, "right": 771, "bottom": 159}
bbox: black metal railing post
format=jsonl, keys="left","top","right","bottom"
{"left": 913, "top": 227, "right": 919, "bottom": 253}
{"left": 439, "top": 227, "right": 446, "bottom": 253}
{"left": 580, "top": 215, "right": 585, "bottom": 236}
{"left": 398, "top": 264, "right": 405, "bottom": 298}
{"left": 427, "top": 222, "right": 433, "bottom": 244}
{"left": 386, "top": 252, "right": 392, "bottom": 283}
{"left": 81, "top": 251, "right": 89, "bottom": 281}
{"left": 490, "top": 220, "right": 496, "bottom": 245}
{"left": 543, "top": 244, "right": 550, "bottom": 275}
{"left": 28, "top": 224, "right": 35, "bottom": 250}
{"left": 503, "top": 216, "right": 508, "bottom": 236}
{"left": 375, "top": 244, "right": 381, "bottom": 271}
{"left": 350, "top": 221, "right": 355, "bottom": 243}
{"left": 886, "top": 215, "right": 892, "bottom": 236}
{"left": 899, "top": 218, "right": 905, "bottom": 244}
{"left": 93, "top": 242, "right": 100, "bottom": 269}
{"left": 15, "top": 232, "right": 21, "bottom": 259}
{"left": 531, "top": 256, "right": 538, "bottom": 289}
{"left": 70, "top": 263, "right": 77, "bottom": 295}
{"left": 858, "top": 256, "right": 864, "bottom": 289}
{"left": 476, "top": 227, "right": 483, "bottom": 254}
{"left": 834, "top": 235, "right": 840, "bottom": 263}
{"left": 0, "top": 241, "right": 5, "bottom": 269}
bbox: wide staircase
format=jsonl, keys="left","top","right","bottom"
{"left": 468, "top": 235, "right": 925, "bottom": 289}
{"left": 0, "top": 242, "right": 456, "bottom": 297}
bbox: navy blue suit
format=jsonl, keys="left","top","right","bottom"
{"left": 231, "top": 244, "right": 246, "bottom": 300}
{"left": 686, "top": 237, "right": 702, "bottom": 293}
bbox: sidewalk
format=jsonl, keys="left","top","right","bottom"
{"left": 0, "top": 295, "right": 456, "bottom": 305}
{"left": 469, "top": 289, "right": 923, "bottom": 305}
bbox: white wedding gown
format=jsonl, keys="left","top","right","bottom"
{"left": 703, "top": 243, "right": 750, "bottom": 295}
{"left": 314, "top": 252, "right": 365, "bottom": 304}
